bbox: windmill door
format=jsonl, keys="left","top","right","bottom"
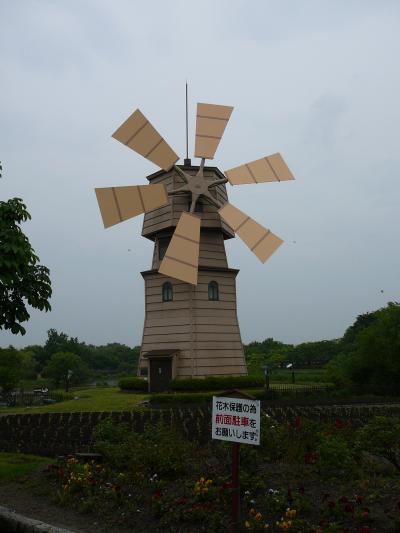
{"left": 149, "top": 358, "right": 172, "bottom": 392}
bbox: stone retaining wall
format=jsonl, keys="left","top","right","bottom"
{"left": 1, "top": 404, "right": 399, "bottom": 457}
{"left": 0, "top": 408, "right": 211, "bottom": 457}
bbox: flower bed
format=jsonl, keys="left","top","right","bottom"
{"left": 43, "top": 415, "right": 400, "bottom": 532}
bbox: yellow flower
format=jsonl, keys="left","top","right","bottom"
{"left": 264, "top": 525, "right": 270, "bottom": 529}
{"left": 255, "top": 512, "right": 262, "bottom": 521}
{"left": 250, "top": 508, "right": 256, "bottom": 516}
{"left": 245, "top": 521, "right": 251, "bottom": 529}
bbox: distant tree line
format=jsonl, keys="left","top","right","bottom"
{"left": 1, "top": 302, "right": 399, "bottom": 394}
{"left": 245, "top": 302, "right": 400, "bottom": 395}
{"left": 0, "top": 329, "right": 140, "bottom": 392}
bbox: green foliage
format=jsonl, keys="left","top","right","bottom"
{"left": 94, "top": 419, "right": 195, "bottom": 479}
{"left": 169, "top": 375, "right": 264, "bottom": 391}
{"left": 328, "top": 302, "right": 400, "bottom": 393}
{"left": 118, "top": 376, "right": 148, "bottom": 391}
{"left": 325, "top": 353, "right": 353, "bottom": 388}
{"left": 0, "top": 346, "right": 24, "bottom": 391}
{"left": 0, "top": 197, "right": 51, "bottom": 334}
{"left": 356, "top": 416, "right": 400, "bottom": 471}
{"left": 315, "top": 432, "right": 356, "bottom": 479}
{"left": 341, "top": 309, "right": 380, "bottom": 351}
{"left": 244, "top": 337, "right": 341, "bottom": 374}
{"left": 290, "top": 339, "right": 342, "bottom": 366}
{"left": 42, "top": 351, "right": 90, "bottom": 387}
{"left": 32, "top": 329, "right": 140, "bottom": 374}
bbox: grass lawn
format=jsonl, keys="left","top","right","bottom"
{"left": 0, "top": 387, "right": 148, "bottom": 415}
{"left": 0, "top": 452, "right": 49, "bottom": 481}
{"left": 0, "top": 382, "right": 335, "bottom": 414}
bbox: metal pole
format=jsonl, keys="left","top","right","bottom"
{"left": 231, "top": 443, "right": 240, "bottom": 533}
{"left": 185, "top": 81, "right": 189, "bottom": 160}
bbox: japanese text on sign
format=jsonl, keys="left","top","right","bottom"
{"left": 212, "top": 396, "right": 260, "bottom": 445}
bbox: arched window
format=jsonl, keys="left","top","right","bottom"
{"left": 208, "top": 281, "right": 219, "bottom": 301}
{"left": 162, "top": 282, "right": 173, "bottom": 302}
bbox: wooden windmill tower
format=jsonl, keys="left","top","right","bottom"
{"left": 95, "top": 102, "right": 294, "bottom": 391}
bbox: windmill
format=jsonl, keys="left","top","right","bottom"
{"left": 95, "top": 103, "right": 294, "bottom": 391}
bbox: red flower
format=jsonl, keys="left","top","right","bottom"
{"left": 295, "top": 416, "right": 301, "bottom": 429}
{"left": 339, "top": 496, "right": 348, "bottom": 504}
{"left": 328, "top": 501, "right": 336, "bottom": 508}
{"left": 298, "top": 485, "right": 305, "bottom": 494}
{"left": 153, "top": 490, "right": 162, "bottom": 500}
{"left": 176, "top": 497, "right": 188, "bottom": 505}
{"left": 335, "top": 419, "right": 345, "bottom": 429}
{"left": 344, "top": 504, "right": 355, "bottom": 513}
{"left": 304, "top": 452, "right": 317, "bottom": 464}
{"left": 361, "top": 527, "right": 371, "bottom": 533}
{"left": 356, "top": 495, "right": 363, "bottom": 504}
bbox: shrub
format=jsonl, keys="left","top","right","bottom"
{"left": 355, "top": 416, "right": 400, "bottom": 472}
{"left": 118, "top": 376, "right": 148, "bottom": 392}
{"left": 169, "top": 375, "right": 264, "bottom": 392}
{"left": 94, "top": 419, "right": 195, "bottom": 479}
{"left": 315, "top": 433, "right": 356, "bottom": 479}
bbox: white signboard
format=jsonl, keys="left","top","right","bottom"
{"left": 212, "top": 396, "right": 260, "bottom": 445}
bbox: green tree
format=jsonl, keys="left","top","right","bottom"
{"left": 0, "top": 347, "right": 24, "bottom": 392}
{"left": 0, "top": 194, "right": 51, "bottom": 334}
{"left": 290, "top": 340, "right": 341, "bottom": 366}
{"left": 327, "top": 302, "right": 400, "bottom": 392}
{"left": 340, "top": 309, "right": 379, "bottom": 352}
{"left": 43, "top": 351, "right": 90, "bottom": 391}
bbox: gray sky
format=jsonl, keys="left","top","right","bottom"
{"left": 1, "top": 1, "right": 399, "bottom": 348}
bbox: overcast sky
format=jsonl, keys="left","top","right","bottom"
{"left": 1, "top": 1, "right": 399, "bottom": 349}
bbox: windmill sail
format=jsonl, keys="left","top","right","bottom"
{"left": 112, "top": 109, "right": 179, "bottom": 171}
{"left": 95, "top": 184, "right": 169, "bottom": 228}
{"left": 225, "top": 153, "right": 294, "bottom": 185}
{"left": 194, "top": 103, "right": 233, "bottom": 160}
{"left": 158, "top": 212, "right": 200, "bottom": 285}
{"left": 218, "top": 202, "right": 283, "bottom": 263}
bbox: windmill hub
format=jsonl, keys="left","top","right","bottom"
{"left": 170, "top": 159, "right": 228, "bottom": 213}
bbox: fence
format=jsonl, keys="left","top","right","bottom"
{"left": 0, "top": 390, "right": 69, "bottom": 408}
{"left": 269, "top": 383, "right": 334, "bottom": 392}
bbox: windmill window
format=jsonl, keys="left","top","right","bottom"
{"left": 194, "top": 200, "right": 203, "bottom": 213}
{"left": 158, "top": 237, "right": 170, "bottom": 260}
{"left": 162, "top": 282, "right": 173, "bottom": 302}
{"left": 208, "top": 281, "right": 219, "bottom": 301}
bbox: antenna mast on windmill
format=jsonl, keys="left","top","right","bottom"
{"left": 95, "top": 98, "right": 294, "bottom": 392}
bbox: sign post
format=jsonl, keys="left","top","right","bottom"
{"left": 212, "top": 391, "right": 261, "bottom": 533}
{"left": 262, "top": 365, "right": 269, "bottom": 390}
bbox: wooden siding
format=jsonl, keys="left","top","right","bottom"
{"left": 138, "top": 264, "right": 247, "bottom": 378}
{"left": 142, "top": 166, "right": 235, "bottom": 239}
{"left": 151, "top": 230, "right": 228, "bottom": 270}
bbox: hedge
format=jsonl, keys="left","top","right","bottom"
{"left": 118, "top": 377, "right": 148, "bottom": 392}
{"left": 149, "top": 389, "right": 277, "bottom": 405}
{"left": 169, "top": 375, "right": 265, "bottom": 392}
